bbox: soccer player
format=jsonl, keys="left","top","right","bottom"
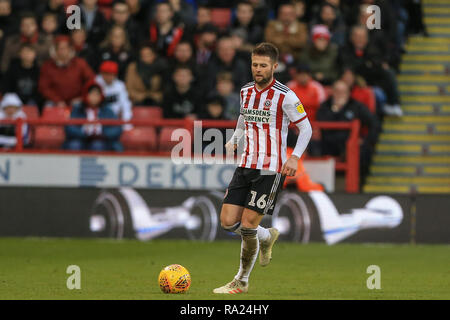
{"left": 213, "top": 43, "right": 312, "bottom": 294}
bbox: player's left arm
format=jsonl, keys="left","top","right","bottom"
{"left": 281, "top": 91, "right": 312, "bottom": 176}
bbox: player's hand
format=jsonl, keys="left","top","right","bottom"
{"left": 225, "top": 141, "right": 237, "bottom": 154}
{"left": 281, "top": 155, "right": 299, "bottom": 176}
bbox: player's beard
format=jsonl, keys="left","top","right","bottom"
{"left": 253, "top": 72, "right": 272, "bottom": 86}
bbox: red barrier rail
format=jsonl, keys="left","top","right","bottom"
{"left": 0, "top": 118, "right": 360, "bottom": 192}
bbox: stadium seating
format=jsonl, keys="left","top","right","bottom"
{"left": 132, "top": 106, "right": 163, "bottom": 120}
{"left": 33, "top": 126, "right": 65, "bottom": 150}
{"left": 119, "top": 106, "right": 163, "bottom": 151}
{"left": 22, "top": 105, "right": 39, "bottom": 120}
{"left": 41, "top": 106, "right": 71, "bottom": 120}
{"left": 159, "top": 127, "right": 182, "bottom": 152}
{"left": 33, "top": 107, "right": 69, "bottom": 150}
{"left": 121, "top": 127, "right": 158, "bottom": 151}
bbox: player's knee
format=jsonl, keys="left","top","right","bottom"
{"left": 220, "top": 213, "right": 236, "bottom": 227}
{"left": 221, "top": 221, "right": 241, "bottom": 233}
{"left": 240, "top": 211, "right": 262, "bottom": 229}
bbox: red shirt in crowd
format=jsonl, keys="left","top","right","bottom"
{"left": 39, "top": 57, "right": 95, "bottom": 105}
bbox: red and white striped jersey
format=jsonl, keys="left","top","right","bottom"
{"left": 239, "top": 79, "right": 308, "bottom": 173}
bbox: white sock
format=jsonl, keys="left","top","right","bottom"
{"left": 234, "top": 227, "right": 259, "bottom": 284}
{"left": 225, "top": 223, "right": 271, "bottom": 242}
{"left": 257, "top": 226, "right": 271, "bottom": 242}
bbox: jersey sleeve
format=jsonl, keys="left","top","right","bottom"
{"left": 282, "top": 90, "right": 308, "bottom": 124}
{"left": 239, "top": 90, "right": 243, "bottom": 115}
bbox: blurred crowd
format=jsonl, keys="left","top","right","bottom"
{"left": 0, "top": 0, "right": 427, "bottom": 179}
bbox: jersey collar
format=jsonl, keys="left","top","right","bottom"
{"left": 253, "top": 78, "right": 276, "bottom": 94}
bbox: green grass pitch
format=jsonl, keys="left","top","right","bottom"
{"left": 0, "top": 238, "right": 448, "bottom": 300}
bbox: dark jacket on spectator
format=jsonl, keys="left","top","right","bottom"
{"left": 205, "top": 54, "right": 251, "bottom": 93}
{"left": 125, "top": 57, "right": 168, "bottom": 106}
{"left": 97, "top": 46, "right": 134, "bottom": 80}
{"left": 39, "top": 56, "right": 95, "bottom": 105}
{"left": 2, "top": 58, "right": 41, "bottom": 106}
{"left": 36, "top": 1, "right": 68, "bottom": 34}
{"left": 0, "top": 12, "right": 18, "bottom": 57}
{"left": 80, "top": 5, "right": 108, "bottom": 46}
{"left": 299, "top": 42, "right": 339, "bottom": 86}
{"left": 316, "top": 97, "right": 378, "bottom": 156}
{"left": 162, "top": 84, "right": 201, "bottom": 119}
{"left": 1, "top": 32, "right": 51, "bottom": 73}
{"left": 339, "top": 42, "right": 385, "bottom": 84}
{"left": 230, "top": 19, "right": 264, "bottom": 45}
{"left": 73, "top": 41, "right": 98, "bottom": 71}
{"left": 148, "top": 22, "right": 187, "bottom": 57}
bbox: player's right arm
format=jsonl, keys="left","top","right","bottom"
{"left": 225, "top": 114, "right": 245, "bottom": 152}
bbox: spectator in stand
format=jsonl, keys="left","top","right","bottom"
{"left": 312, "top": 0, "right": 353, "bottom": 28}
{"left": 287, "top": 63, "right": 325, "bottom": 122}
{"left": 299, "top": 24, "right": 339, "bottom": 86}
{"left": 169, "top": 40, "right": 197, "bottom": 75}
{"left": 0, "top": 93, "right": 29, "bottom": 149}
{"left": 357, "top": 3, "right": 400, "bottom": 71}
{"left": 265, "top": 2, "right": 308, "bottom": 64}
{"left": 1, "top": 12, "right": 52, "bottom": 73}
{"left": 109, "top": 0, "right": 141, "bottom": 49}
{"left": 406, "top": 0, "right": 427, "bottom": 36}
{"left": 2, "top": 44, "right": 41, "bottom": 109}
{"left": 292, "top": 0, "right": 308, "bottom": 24}
{"left": 125, "top": 43, "right": 168, "bottom": 106}
{"left": 195, "top": 23, "right": 218, "bottom": 67}
{"left": 9, "top": 0, "right": 36, "bottom": 13}
{"left": 247, "top": 0, "right": 271, "bottom": 29}
{"left": 126, "top": 0, "right": 152, "bottom": 30}
{"left": 229, "top": 28, "right": 252, "bottom": 61}
{"left": 168, "top": 0, "right": 196, "bottom": 27}
{"left": 339, "top": 25, "right": 402, "bottom": 116}
{"left": 0, "top": 0, "right": 18, "bottom": 58}
{"left": 316, "top": 80, "right": 378, "bottom": 181}
{"left": 40, "top": 12, "right": 59, "bottom": 43}
{"left": 229, "top": 1, "right": 264, "bottom": 51}
{"left": 70, "top": 27, "right": 97, "bottom": 70}
{"left": 162, "top": 65, "right": 200, "bottom": 119}
{"left": 192, "top": 5, "right": 212, "bottom": 39}
{"left": 148, "top": 1, "right": 188, "bottom": 58}
{"left": 80, "top": 0, "right": 108, "bottom": 46}
{"left": 97, "top": 25, "right": 134, "bottom": 80}
{"left": 65, "top": 80, "right": 123, "bottom": 152}
{"left": 199, "top": 94, "right": 227, "bottom": 154}
{"left": 200, "top": 94, "right": 226, "bottom": 120}
{"left": 206, "top": 37, "right": 251, "bottom": 93}
{"left": 212, "top": 72, "right": 240, "bottom": 120}
{"left": 340, "top": 68, "right": 377, "bottom": 116}
{"left": 39, "top": 35, "right": 95, "bottom": 108}
{"left": 36, "top": 0, "right": 67, "bottom": 34}
{"left": 309, "top": 3, "right": 347, "bottom": 47}
{"left": 96, "top": 61, "right": 133, "bottom": 131}
{"left": 361, "top": 0, "right": 398, "bottom": 55}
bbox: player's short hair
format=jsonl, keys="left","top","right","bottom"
{"left": 252, "top": 42, "right": 279, "bottom": 63}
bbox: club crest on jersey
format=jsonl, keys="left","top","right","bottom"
{"left": 263, "top": 99, "right": 272, "bottom": 110}
{"left": 295, "top": 101, "right": 305, "bottom": 114}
